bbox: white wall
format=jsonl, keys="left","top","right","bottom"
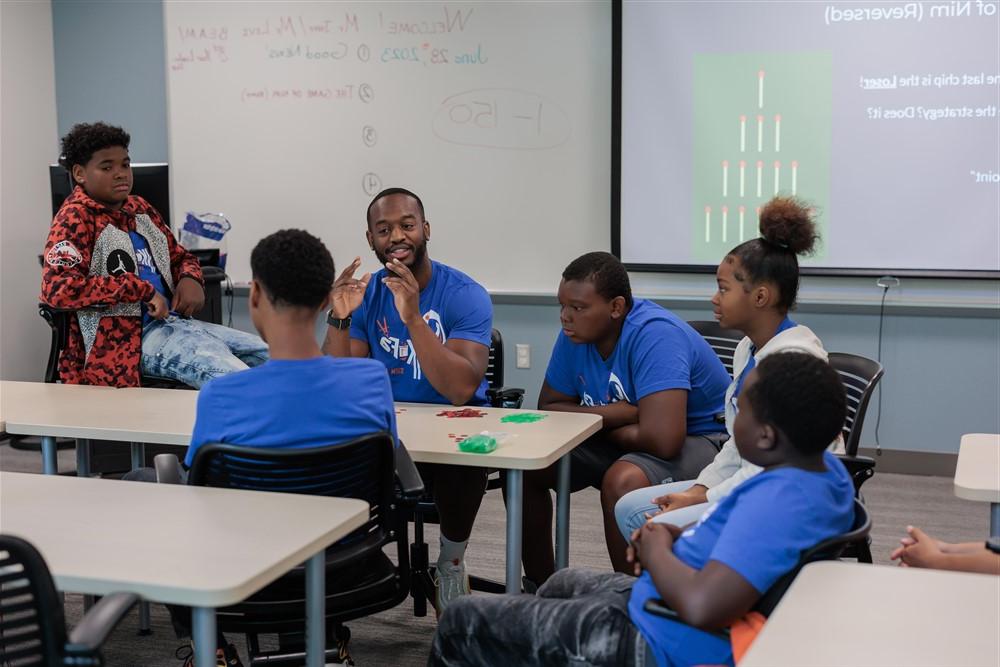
{"left": 1, "top": 0, "right": 59, "bottom": 380}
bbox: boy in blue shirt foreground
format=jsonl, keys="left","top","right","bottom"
{"left": 147, "top": 229, "right": 396, "bottom": 667}
{"left": 429, "top": 352, "right": 854, "bottom": 667}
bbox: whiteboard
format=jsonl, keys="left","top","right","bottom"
{"left": 164, "top": 1, "right": 611, "bottom": 289}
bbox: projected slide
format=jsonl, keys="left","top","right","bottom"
{"left": 693, "top": 54, "right": 832, "bottom": 262}
{"left": 619, "top": 1, "right": 999, "bottom": 274}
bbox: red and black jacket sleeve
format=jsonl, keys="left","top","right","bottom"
{"left": 40, "top": 203, "right": 155, "bottom": 309}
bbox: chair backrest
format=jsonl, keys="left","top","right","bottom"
{"left": 0, "top": 534, "right": 68, "bottom": 666}
{"left": 754, "top": 498, "right": 871, "bottom": 616}
{"left": 188, "top": 433, "right": 396, "bottom": 556}
{"left": 39, "top": 304, "right": 71, "bottom": 383}
{"left": 687, "top": 320, "right": 744, "bottom": 377}
{"left": 487, "top": 328, "right": 504, "bottom": 390}
{"left": 827, "top": 352, "right": 885, "bottom": 456}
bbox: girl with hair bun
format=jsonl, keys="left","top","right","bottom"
{"left": 614, "top": 196, "right": 844, "bottom": 540}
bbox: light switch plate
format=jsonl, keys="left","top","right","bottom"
{"left": 515, "top": 344, "right": 530, "bottom": 369}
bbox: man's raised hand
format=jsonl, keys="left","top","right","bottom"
{"left": 383, "top": 258, "right": 421, "bottom": 325}
{"left": 330, "top": 257, "right": 370, "bottom": 318}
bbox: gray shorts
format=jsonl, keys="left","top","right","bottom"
{"left": 621, "top": 432, "right": 729, "bottom": 485}
{"left": 568, "top": 432, "right": 728, "bottom": 490}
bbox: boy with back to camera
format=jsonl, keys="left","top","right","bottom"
{"left": 40, "top": 121, "right": 267, "bottom": 388}
{"left": 142, "top": 229, "right": 398, "bottom": 667}
{"left": 430, "top": 352, "right": 855, "bottom": 667}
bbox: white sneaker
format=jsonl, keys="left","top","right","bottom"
{"left": 434, "top": 558, "right": 471, "bottom": 615}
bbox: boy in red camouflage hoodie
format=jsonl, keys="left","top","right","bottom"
{"left": 41, "top": 122, "right": 267, "bottom": 388}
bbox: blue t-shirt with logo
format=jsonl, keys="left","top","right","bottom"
{"left": 129, "top": 231, "right": 169, "bottom": 326}
{"left": 544, "top": 299, "right": 730, "bottom": 435}
{"left": 628, "top": 451, "right": 855, "bottom": 667}
{"left": 350, "top": 260, "right": 492, "bottom": 405}
{"left": 186, "top": 356, "right": 398, "bottom": 467}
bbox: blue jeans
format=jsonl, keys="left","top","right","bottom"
{"left": 615, "top": 480, "right": 710, "bottom": 539}
{"left": 141, "top": 316, "right": 268, "bottom": 388}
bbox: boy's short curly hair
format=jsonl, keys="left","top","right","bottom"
{"left": 561, "top": 251, "right": 633, "bottom": 309}
{"left": 746, "top": 351, "right": 846, "bottom": 455}
{"left": 58, "top": 122, "right": 131, "bottom": 171}
{"left": 250, "top": 229, "right": 335, "bottom": 309}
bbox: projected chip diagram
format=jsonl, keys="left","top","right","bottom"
{"left": 692, "top": 53, "right": 832, "bottom": 261}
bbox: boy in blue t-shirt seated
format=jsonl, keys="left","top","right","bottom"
{"left": 147, "top": 229, "right": 397, "bottom": 667}
{"left": 521, "top": 252, "right": 730, "bottom": 583}
{"left": 185, "top": 228, "right": 398, "bottom": 465}
{"left": 429, "top": 352, "right": 855, "bottom": 667}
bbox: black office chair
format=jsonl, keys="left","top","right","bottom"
{"left": 0, "top": 534, "right": 139, "bottom": 667}
{"left": 827, "top": 352, "right": 884, "bottom": 563}
{"left": 828, "top": 352, "right": 884, "bottom": 487}
{"left": 687, "top": 320, "right": 744, "bottom": 377}
{"left": 643, "top": 497, "right": 872, "bottom": 637}
{"left": 484, "top": 328, "right": 525, "bottom": 409}
{"left": 408, "top": 328, "right": 525, "bottom": 616}
{"left": 154, "top": 433, "right": 424, "bottom": 666}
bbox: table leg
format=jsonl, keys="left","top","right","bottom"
{"left": 138, "top": 599, "right": 152, "bottom": 636}
{"left": 991, "top": 503, "right": 999, "bottom": 538}
{"left": 41, "top": 436, "right": 57, "bottom": 475}
{"left": 130, "top": 442, "right": 145, "bottom": 470}
{"left": 505, "top": 469, "right": 523, "bottom": 594}
{"left": 76, "top": 439, "right": 91, "bottom": 478}
{"left": 191, "top": 607, "right": 217, "bottom": 667}
{"left": 129, "top": 441, "right": 152, "bottom": 634}
{"left": 555, "top": 455, "right": 571, "bottom": 570}
{"left": 305, "top": 551, "right": 326, "bottom": 667}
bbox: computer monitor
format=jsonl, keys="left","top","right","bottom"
{"left": 48, "top": 163, "right": 170, "bottom": 225}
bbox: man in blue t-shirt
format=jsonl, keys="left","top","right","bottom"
{"left": 429, "top": 352, "right": 855, "bottom": 667}
{"left": 522, "top": 252, "right": 731, "bottom": 584}
{"left": 321, "top": 187, "right": 492, "bottom": 614}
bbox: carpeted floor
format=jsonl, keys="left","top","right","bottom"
{"left": 0, "top": 440, "right": 989, "bottom": 666}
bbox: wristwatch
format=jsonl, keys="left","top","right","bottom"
{"left": 326, "top": 311, "right": 352, "bottom": 330}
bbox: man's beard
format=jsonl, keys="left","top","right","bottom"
{"left": 375, "top": 239, "right": 428, "bottom": 268}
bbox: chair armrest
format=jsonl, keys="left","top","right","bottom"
{"left": 486, "top": 387, "right": 526, "bottom": 409}
{"left": 642, "top": 599, "right": 731, "bottom": 639}
{"left": 202, "top": 266, "right": 226, "bottom": 284}
{"left": 154, "top": 453, "right": 184, "bottom": 484}
{"left": 836, "top": 454, "right": 876, "bottom": 494}
{"left": 394, "top": 442, "right": 425, "bottom": 505}
{"left": 65, "top": 592, "right": 139, "bottom": 653}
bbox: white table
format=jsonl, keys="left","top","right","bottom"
{"left": 394, "top": 402, "right": 601, "bottom": 590}
{"left": 0, "top": 380, "right": 194, "bottom": 475}
{"left": 0, "top": 381, "right": 602, "bottom": 592}
{"left": 741, "top": 561, "right": 1000, "bottom": 667}
{"left": 954, "top": 433, "right": 1000, "bottom": 536}
{"left": 0, "top": 471, "right": 368, "bottom": 667}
